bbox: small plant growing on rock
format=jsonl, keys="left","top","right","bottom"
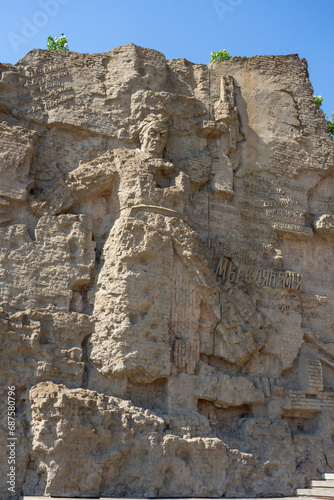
{"left": 210, "top": 50, "right": 232, "bottom": 62}
{"left": 314, "top": 96, "right": 323, "bottom": 108}
{"left": 314, "top": 96, "right": 334, "bottom": 140}
{"left": 327, "top": 112, "right": 334, "bottom": 139}
{"left": 47, "top": 33, "right": 69, "bottom": 51}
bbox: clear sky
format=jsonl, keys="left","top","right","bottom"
{"left": 1, "top": 0, "right": 333, "bottom": 116}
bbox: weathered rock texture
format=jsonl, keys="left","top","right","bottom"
{"left": 0, "top": 44, "right": 333, "bottom": 499}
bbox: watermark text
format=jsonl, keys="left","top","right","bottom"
{"left": 7, "top": 386, "right": 16, "bottom": 495}
{"left": 213, "top": 0, "right": 244, "bottom": 21}
{"left": 7, "top": 0, "right": 71, "bottom": 53}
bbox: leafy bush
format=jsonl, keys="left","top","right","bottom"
{"left": 326, "top": 112, "right": 334, "bottom": 139}
{"left": 210, "top": 50, "right": 232, "bottom": 62}
{"left": 47, "top": 33, "right": 69, "bottom": 51}
{"left": 314, "top": 96, "right": 323, "bottom": 108}
{"left": 314, "top": 96, "right": 334, "bottom": 140}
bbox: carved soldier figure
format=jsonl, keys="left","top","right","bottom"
{"left": 51, "top": 114, "right": 269, "bottom": 400}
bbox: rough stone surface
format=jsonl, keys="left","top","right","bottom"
{"left": 0, "top": 44, "right": 333, "bottom": 499}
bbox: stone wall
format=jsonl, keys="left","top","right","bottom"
{"left": 0, "top": 44, "right": 333, "bottom": 498}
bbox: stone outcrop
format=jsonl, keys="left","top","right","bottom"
{"left": 0, "top": 44, "right": 333, "bottom": 499}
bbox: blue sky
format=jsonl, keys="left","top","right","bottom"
{"left": 1, "top": 0, "right": 333, "bottom": 116}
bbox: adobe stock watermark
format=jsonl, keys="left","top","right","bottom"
{"left": 7, "top": 386, "right": 16, "bottom": 496}
{"left": 213, "top": 0, "right": 244, "bottom": 21}
{"left": 7, "top": 0, "right": 71, "bottom": 53}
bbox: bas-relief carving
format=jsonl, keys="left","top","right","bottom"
{"left": 46, "top": 114, "right": 270, "bottom": 394}
{"left": 197, "top": 76, "right": 240, "bottom": 198}
{"left": 0, "top": 45, "right": 334, "bottom": 499}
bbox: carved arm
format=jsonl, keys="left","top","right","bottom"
{"left": 47, "top": 151, "right": 118, "bottom": 215}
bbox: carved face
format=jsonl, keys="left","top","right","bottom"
{"left": 140, "top": 123, "right": 168, "bottom": 157}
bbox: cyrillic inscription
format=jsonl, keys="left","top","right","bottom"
{"left": 216, "top": 256, "right": 302, "bottom": 291}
